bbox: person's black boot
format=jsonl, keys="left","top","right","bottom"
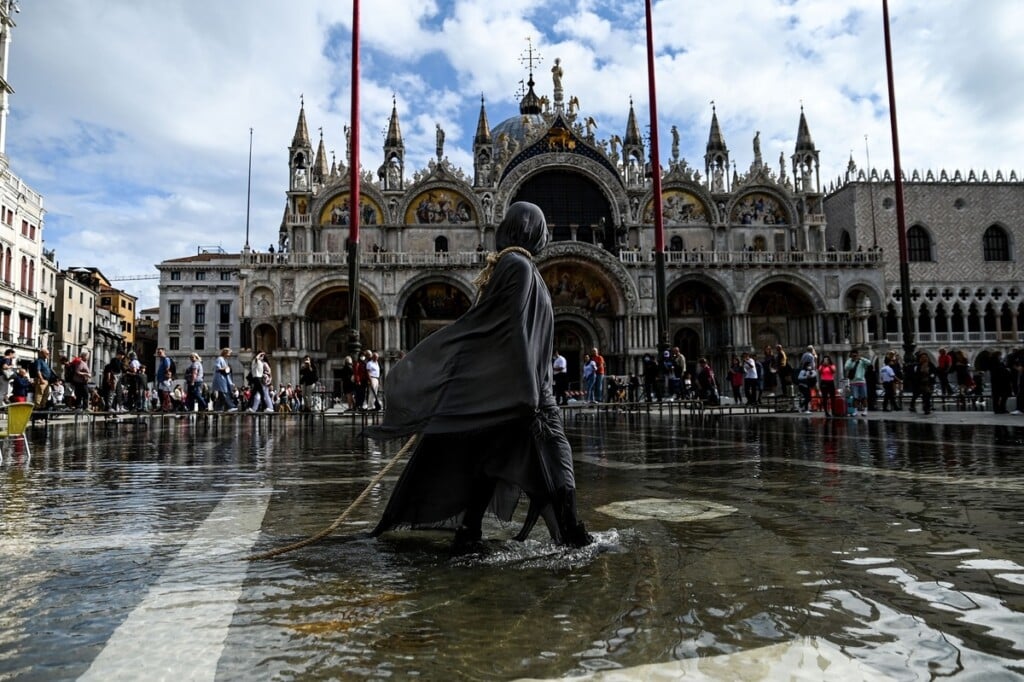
{"left": 451, "top": 525, "right": 483, "bottom": 553}
{"left": 556, "top": 488, "right": 594, "bottom": 548}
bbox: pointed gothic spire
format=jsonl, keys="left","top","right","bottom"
{"left": 795, "top": 105, "right": 815, "bottom": 153}
{"left": 291, "top": 96, "right": 311, "bottom": 148}
{"left": 624, "top": 97, "right": 643, "bottom": 147}
{"left": 706, "top": 103, "right": 727, "bottom": 154}
{"left": 474, "top": 95, "right": 492, "bottom": 145}
{"left": 385, "top": 96, "right": 404, "bottom": 150}
{"left": 313, "top": 129, "right": 329, "bottom": 181}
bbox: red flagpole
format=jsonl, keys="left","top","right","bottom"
{"left": 882, "top": 0, "right": 915, "bottom": 363}
{"left": 645, "top": 0, "right": 669, "bottom": 353}
{"left": 347, "top": 0, "right": 362, "bottom": 357}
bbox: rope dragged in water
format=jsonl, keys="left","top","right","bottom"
{"left": 246, "top": 434, "right": 418, "bottom": 561}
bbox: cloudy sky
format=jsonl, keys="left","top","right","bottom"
{"left": 6, "top": 0, "right": 1023, "bottom": 309}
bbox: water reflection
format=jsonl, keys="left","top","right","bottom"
{"left": 0, "top": 415, "right": 1022, "bottom": 679}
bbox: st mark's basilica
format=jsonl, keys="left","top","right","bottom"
{"left": 216, "top": 56, "right": 1020, "bottom": 390}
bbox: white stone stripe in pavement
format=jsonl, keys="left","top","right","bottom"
{"left": 79, "top": 489, "right": 271, "bottom": 682}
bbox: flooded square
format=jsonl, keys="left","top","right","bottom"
{"left": 1, "top": 412, "right": 1023, "bottom": 680}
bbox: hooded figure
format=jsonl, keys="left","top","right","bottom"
{"left": 368, "top": 202, "right": 591, "bottom": 549}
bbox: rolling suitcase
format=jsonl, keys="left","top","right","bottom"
{"left": 832, "top": 396, "right": 847, "bottom": 417}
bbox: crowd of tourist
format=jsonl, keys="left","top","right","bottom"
{"left": 4, "top": 342, "right": 1022, "bottom": 420}
{"left": 0, "top": 346, "right": 390, "bottom": 415}
{"left": 549, "top": 342, "right": 1024, "bottom": 419}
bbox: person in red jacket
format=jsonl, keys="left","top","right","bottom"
{"left": 937, "top": 347, "right": 953, "bottom": 396}
{"left": 352, "top": 352, "right": 368, "bottom": 410}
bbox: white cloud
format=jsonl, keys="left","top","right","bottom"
{"left": 4, "top": 0, "right": 1022, "bottom": 309}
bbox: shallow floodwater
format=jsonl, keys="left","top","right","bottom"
{"left": 1, "top": 413, "right": 1023, "bottom": 680}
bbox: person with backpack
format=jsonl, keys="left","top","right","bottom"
{"left": 101, "top": 351, "right": 125, "bottom": 412}
{"left": 843, "top": 349, "right": 872, "bottom": 418}
{"left": 299, "top": 355, "right": 319, "bottom": 412}
{"left": 796, "top": 359, "right": 817, "bottom": 413}
{"left": 32, "top": 348, "right": 59, "bottom": 410}
{"left": 696, "top": 357, "right": 720, "bottom": 405}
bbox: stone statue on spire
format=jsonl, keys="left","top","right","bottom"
{"left": 551, "top": 57, "right": 564, "bottom": 104}
{"left": 435, "top": 124, "right": 445, "bottom": 161}
{"left": 753, "top": 130, "right": 762, "bottom": 166}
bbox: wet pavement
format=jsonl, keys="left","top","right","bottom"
{"left": 1, "top": 409, "right": 1023, "bottom": 680}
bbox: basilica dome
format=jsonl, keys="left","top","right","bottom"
{"left": 490, "top": 113, "right": 547, "bottom": 147}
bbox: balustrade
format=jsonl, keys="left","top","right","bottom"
{"left": 619, "top": 250, "right": 883, "bottom": 267}
{"left": 239, "top": 248, "right": 884, "bottom": 271}
{"left": 241, "top": 250, "right": 488, "bottom": 268}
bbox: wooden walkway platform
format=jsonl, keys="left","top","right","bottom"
{"left": 26, "top": 397, "right": 795, "bottom": 433}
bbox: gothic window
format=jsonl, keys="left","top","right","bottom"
{"left": 434, "top": 236, "right": 449, "bottom": 253}
{"left": 669, "top": 235, "right": 684, "bottom": 251}
{"left": 907, "top": 225, "right": 932, "bottom": 262}
{"left": 982, "top": 225, "right": 1010, "bottom": 261}
{"left": 934, "top": 303, "right": 949, "bottom": 333}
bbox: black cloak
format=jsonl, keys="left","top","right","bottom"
{"left": 368, "top": 202, "right": 577, "bottom": 541}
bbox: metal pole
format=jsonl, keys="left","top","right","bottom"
{"left": 882, "top": 0, "right": 915, "bottom": 363}
{"left": 645, "top": 0, "right": 669, "bottom": 361}
{"left": 346, "top": 0, "right": 362, "bottom": 359}
{"left": 244, "top": 127, "right": 253, "bottom": 250}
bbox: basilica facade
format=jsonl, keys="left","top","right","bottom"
{"left": 236, "top": 66, "right": 892, "bottom": 390}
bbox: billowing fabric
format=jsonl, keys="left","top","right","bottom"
{"left": 368, "top": 202, "right": 575, "bottom": 538}
{"left": 368, "top": 202, "right": 553, "bottom": 440}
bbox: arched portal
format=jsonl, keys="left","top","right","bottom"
{"left": 512, "top": 170, "right": 615, "bottom": 249}
{"left": 307, "top": 287, "right": 380, "bottom": 354}
{"left": 748, "top": 281, "right": 816, "bottom": 350}
{"left": 668, "top": 280, "right": 730, "bottom": 363}
{"left": 307, "top": 288, "right": 380, "bottom": 397}
{"left": 553, "top": 318, "right": 594, "bottom": 393}
{"left": 672, "top": 328, "right": 702, "bottom": 370}
{"left": 252, "top": 324, "right": 278, "bottom": 354}
{"left": 401, "top": 281, "right": 472, "bottom": 349}
{"left": 844, "top": 286, "right": 876, "bottom": 346}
